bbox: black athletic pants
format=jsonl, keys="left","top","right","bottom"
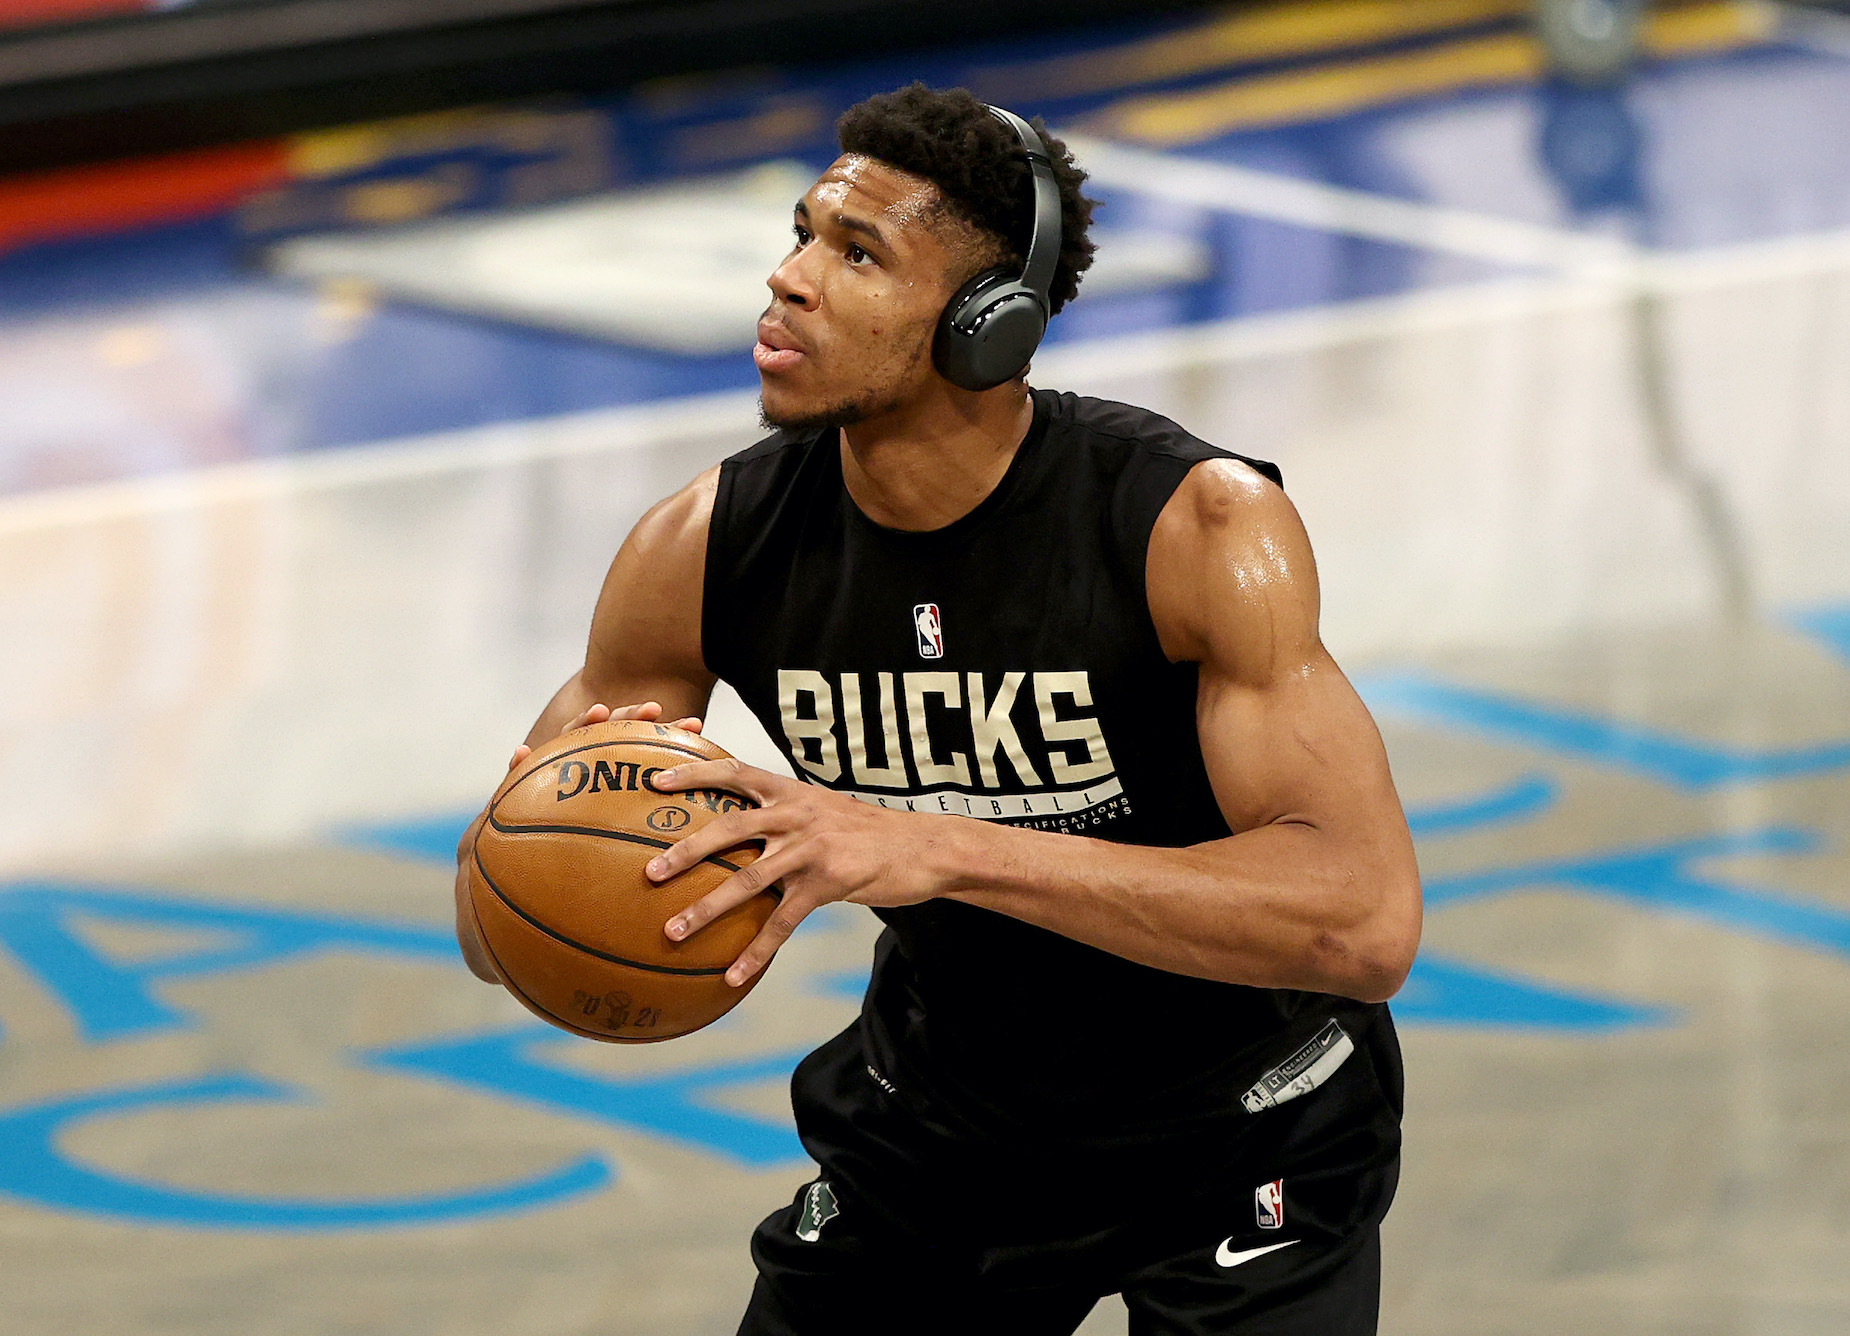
{"left": 738, "top": 1179, "right": 1380, "bottom": 1335}
{"left": 736, "top": 1029, "right": 1398, "bottom": 1336}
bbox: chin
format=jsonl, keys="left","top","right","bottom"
{"left": 759, "top": 389, "right": 876, "bottom": 434}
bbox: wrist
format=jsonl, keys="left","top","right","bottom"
{"left": 928, "top": 813, "right": 1007, "bottom": 901}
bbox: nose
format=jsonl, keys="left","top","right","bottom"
{"left": 767, "top": 243, "right": 819, "bottom": 310}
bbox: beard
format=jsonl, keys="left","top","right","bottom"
{"left": 758, "top": 318, "right": 935, "bottom": 434}
{"left": 759, "top": 390, "right": 889, "bottom": 435}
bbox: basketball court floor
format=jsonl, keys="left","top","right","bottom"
{"left": 2, "top": 2, "right": 1848, "bottom": 1332}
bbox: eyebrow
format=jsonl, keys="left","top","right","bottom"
{"left": 793, "top": 198, "right": 890, "bottom": 251}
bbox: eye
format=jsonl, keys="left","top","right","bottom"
{"left": 792, "top": 224, "right": 812, "bottom": 248}
{"left": 846, "top": 243, "right": 872, "bottom": 266}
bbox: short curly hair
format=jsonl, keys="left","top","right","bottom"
{"left": 836, "top": 83, "right": 1097, "bottom": 315}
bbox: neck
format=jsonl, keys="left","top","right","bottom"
{"left": 838, "top": 381, "right": 1036, "bottom": 531}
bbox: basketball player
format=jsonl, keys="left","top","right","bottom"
{"left": 455, "top": 84, "right": 1421, "bottom": 1335}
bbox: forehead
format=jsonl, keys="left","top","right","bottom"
{"left": 804, "top": 154, "right": 944, "bottom": 237}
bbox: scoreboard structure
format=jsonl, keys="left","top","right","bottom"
{"left": 0, "top": 0, "right": 1224, "bottom": 173}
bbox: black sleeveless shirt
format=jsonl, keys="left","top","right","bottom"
{"left": 704, "top": 388, "right": 1398, "bottom": 1159}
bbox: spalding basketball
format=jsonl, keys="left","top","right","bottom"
{"left": 468, "top": 719, "right": 774, "bottom": 1042}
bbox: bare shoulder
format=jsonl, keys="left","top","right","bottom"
{"left": 1147, "top": 457, "right": 1321, "bottom": 675}
{"left": 1165, "top": 456, "right": 1294, "bottom": 534}
{"left": 627, "top": 464, "right": 721, "bottom": 560}
{"left": 585, "top": 466, "right": 721, "bottom": 690}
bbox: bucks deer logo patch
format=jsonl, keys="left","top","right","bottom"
{"left": 796, "top": 1179, "right": 839, "bottom": 1242}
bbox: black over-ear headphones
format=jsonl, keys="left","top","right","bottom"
{"left": 932, "top": 105, "right": 1063, "bottom": 392}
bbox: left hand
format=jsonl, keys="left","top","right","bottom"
{"left": 456, "top": 701, "right": 705, "bottom": 984}
{"left": 645, "top": 759, "right": 962, "bottom": 986}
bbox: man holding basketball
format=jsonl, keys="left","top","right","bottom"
{"left": 456, "top": 84, "right": 1420, "bottom": 1335}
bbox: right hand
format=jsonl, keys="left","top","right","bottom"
{"left": 453, "top": 699, "right": 706, "bottom": 983}
{"left": 497, "top": 700, "right": 705, "bottom": 776}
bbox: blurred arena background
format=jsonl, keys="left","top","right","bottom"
{"left": 2, "top": 0, "right": 1848, "bottom": 1331}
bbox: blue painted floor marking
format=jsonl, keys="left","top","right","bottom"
{"left": 0, "top": 883, "right": 456, "bottom": 1042}
{"left": 8, "top": 815, "right": 1845, "bottom": 1226}
{"left": 0, "top": 879, "right": 812, "bottom": 1222}
{"left": 1792, "top": 603, "right": 1850, "bottom": 666}
{"left": 364, "top": 1027, "right": 809, "bottom": 1168}
{"left": 1360, "top": 671, "right": 1850, "bottom": 788}
{"left": 1389, "top": 771, "right": 1671, "bottom": 1030}
{"left": 1403, "top": 772, "right": 1559, "bottom": 837}
{"left": 1394, "top": 826, "right": 1850, "bottom": 1031}
{"left": 1423, "top": 828, "right": 1850, "bottom": 957}
{"left": 812, "top": 966, "right": 872, "bottom": 1003}
{"left": 343, "top": 811, "right": 476, "bottom": 864}
{"left": 1393, "top": 953, "right": 1668, "bottom": 1031}
{"left": 0, "top": 1073, "right": 608, "bottom": 1230}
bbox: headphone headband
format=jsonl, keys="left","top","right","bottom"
{"left": 930, "top": 104, "right": 1065, "bottom": 392}
{"left": 985, "top": 105, "right": 1061, "bottom": 305}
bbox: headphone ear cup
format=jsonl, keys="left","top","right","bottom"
{"left": 934, "top": 269, "right": 1048, "bottom": 392}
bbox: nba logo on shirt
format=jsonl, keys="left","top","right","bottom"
{"left": 1255, "top": 1179, "right": 1284, "bottom": 1230}
{"left": 914, "top": 604, "right": 943, "bottom": 658}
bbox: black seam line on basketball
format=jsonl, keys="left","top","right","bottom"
{"left": 483, "top": 926, "right": 640, "bottom": 1043}
{"left": 498, "top": 736, "right": 729, "bottom": 811}
{"left": 482, "top": 818, "right": 745, "bottom": 875}
{"left": 476, "top": 930, "right": 677, "bottom": 1043}
{"left": 474, "top": 923, "right": 606, "bottom": 1040}
{"left": 473, "top": 850, "right": 732, "bottom": 977}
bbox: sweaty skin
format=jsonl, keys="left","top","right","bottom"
{"left": 454, "top": 156, "right": 1422, "bottom": 1002}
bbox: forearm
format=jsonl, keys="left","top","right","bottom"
{"left": 460, "top": 473, "right": 714, "bottom": 984}
{"left": 938, "top": 818, "right": 1419, "bottom": 1002}
{"left": 522, "top": 672, "right": 603, "bottom": 750}
{"left": 453, "top": 806, "right": 499, "bottom": 982}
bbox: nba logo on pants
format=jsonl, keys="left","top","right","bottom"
{"left": 1255, "top": 1179, "right": 1284, "bottom": 1229}
{"left": 914, "top": 603, "right": 943, "bottom": 658}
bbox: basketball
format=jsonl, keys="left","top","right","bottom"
{"left": 468, "top": 719, "right": 774, "bottom": 1042}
